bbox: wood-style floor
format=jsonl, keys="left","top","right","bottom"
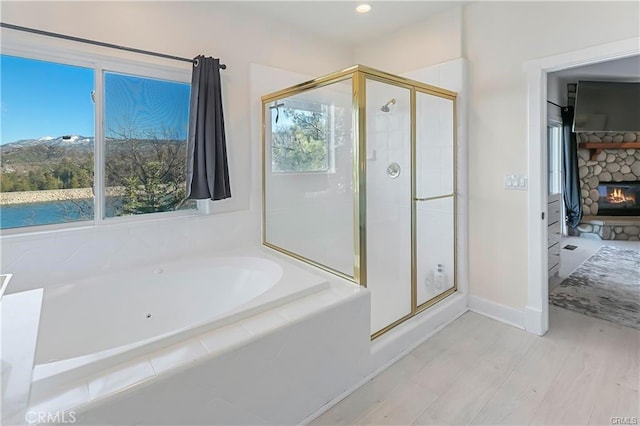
{"left": 313, "top": 306, "right": 640, "bottom": 425}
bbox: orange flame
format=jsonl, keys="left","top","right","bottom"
{"left": 607, "top": 188, "right": 636, "bottom": 204}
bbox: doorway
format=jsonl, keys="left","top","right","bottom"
{"left": 525, "top": 37, "right": 640, "bottom": 336}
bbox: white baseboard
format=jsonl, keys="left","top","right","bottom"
{"left": 468, "top": 295, "right": 526, "bottom": 330}
{"left": 525, "top": 305, "right": 547, "bottom": 336}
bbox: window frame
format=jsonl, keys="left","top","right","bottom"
{"left": 546, "top": 122, "right": 563, "bottom": 196}
{"left": 0, "top": 40, "right": 207, "bottom": 236}
{"left": 547, "top": 118, "right": 566, "bottom": 235}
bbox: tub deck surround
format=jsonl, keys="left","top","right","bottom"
{"left": 24, "top": 246, "right": 366, "bottom": 422}
{"left": 69, "top": 284, "right": 369, "bottom": 425}
{"left": 28, "top": 281, "right": 367, "bottom": 425}
{"left": 1, "top": 289, "right": 44, "bottom": 425}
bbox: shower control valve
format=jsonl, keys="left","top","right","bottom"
{"left": 387, "top": 163, "right": 401, "bottom": 179}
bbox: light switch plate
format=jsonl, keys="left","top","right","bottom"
{"left": 505, "top": 174, "right": 528, "bottom": 190}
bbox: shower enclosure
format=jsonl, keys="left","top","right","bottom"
{"left": 262, "top": 66, "right": 457, "bottom": 338}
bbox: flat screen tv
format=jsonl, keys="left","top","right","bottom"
{"left": 573, "top": 80, "right": 640, "bottom": 132}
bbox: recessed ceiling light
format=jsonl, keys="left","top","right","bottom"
{"left": 356, "top": 4, "right": 371, "bottom": 13}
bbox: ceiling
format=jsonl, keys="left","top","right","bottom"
{"left": 552, "top": 55, "right": 640, "bottom": 82}
{"left": 222, "top": 1, "right": 464, "bottom": 45}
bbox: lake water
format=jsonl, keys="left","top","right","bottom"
{"left": 1, "top": 198, "right": 195, "bottom": 229}
{"left": 1, "top": 200, "right": 94, "bottom": 229}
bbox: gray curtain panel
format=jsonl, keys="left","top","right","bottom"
{"left": 561, "top": 106, "right": 582, "bottom": 228}
{"left": 186, "top": 56, "right": 231, "bottom": 200}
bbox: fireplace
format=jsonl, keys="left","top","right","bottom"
{"left": 596, "top": 181, "right": 640, "bottom": 216}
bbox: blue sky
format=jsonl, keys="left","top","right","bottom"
{"left": 1, "top": 55, "right": 94, "bottom": 144}
{"left": 1, "top": 54, "right": 190, "bottom": 145}
{"left": 105, "top": 72, "right": 189, "bottom": 140}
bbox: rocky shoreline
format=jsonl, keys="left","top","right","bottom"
{"left": 0, "top": 188, "right": 94, "bottom": 205}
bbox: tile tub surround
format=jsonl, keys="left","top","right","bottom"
{"left": 574, "top": 131, "right": 640, "bottom": 240}
{"left": 33, "top": 282, "right": 370, "bottom": 426}
{"left": 0, "top": 209, "right": 257, "bottom": 294}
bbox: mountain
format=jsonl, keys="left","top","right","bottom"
{"left": 1, "top": 135, "right": 185, "bottom": 167}
{"left": 1, "top": 135, "right": 94, "bottom": 167}
{"left": 2, "top": 135, "right": 94, "bottom": 150}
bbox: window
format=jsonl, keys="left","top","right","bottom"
{"left": 0, "top": 55, "right": 95, "bottom": 229}
{"left": 0, "top": 53, "right": 195, "bottom": 231}
{"left": 547, "top": 124, "right": 563, "bottom": 195}
{"left": 270, "top": 101, "right": 331, "bottom": 173}
{"left": 104, "top": 72, "right": 194, "bottom": 217}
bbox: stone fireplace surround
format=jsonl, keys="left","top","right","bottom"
{"left": 571, "top": 131, "right": 640, "bottom": 241}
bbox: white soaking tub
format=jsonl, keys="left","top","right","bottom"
{"left": 29, "top": 249, "right": 330, "bottom": 403}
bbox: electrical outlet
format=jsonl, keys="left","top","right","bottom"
{"left": 505, "top": 174, "right": 528, "bottom": 190}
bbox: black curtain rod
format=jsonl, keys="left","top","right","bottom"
{"left": 0, "top": 22, "right": 227, "bottom": 70}
{"left": 547, "top": 100, "right": 566, "bottom": 109}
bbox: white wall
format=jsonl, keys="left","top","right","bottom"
{"left": 353, "top": 6, "right": 463, "bottom": 72}
{"left": 0, "top": 1, "right": 353, "bottom": 293}
{"left": 464, "top": 1, "right": 640, "bottom": 310}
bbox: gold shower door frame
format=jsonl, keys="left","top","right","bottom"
{"left": 261, "top": 65, "right": 457, "bottom": 339}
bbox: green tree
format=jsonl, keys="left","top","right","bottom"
{"left": 54, "top": 158, "right": 93, "bottom": 189}
{"left": 272, "top": 108, "right": 329, "bottom": 172}
{"left": 1, "top": 143, "right": 94, "bottom": 193}
{"left": 105, "top": 126, "right": 190, "bottom": 216}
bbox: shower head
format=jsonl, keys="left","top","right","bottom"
{"left": 381, "top": 98, "right": 396, "bottom": 112}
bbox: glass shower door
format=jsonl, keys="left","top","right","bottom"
{"left": 415, "top": 91, "right": 456, "bottom": 307}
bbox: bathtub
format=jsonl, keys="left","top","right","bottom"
{"left": 28, "top": 248, "right": 335, "bottom": 410}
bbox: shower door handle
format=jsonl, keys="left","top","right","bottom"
{"left": 414, "top": 193, "right": 455, "bottom": 202}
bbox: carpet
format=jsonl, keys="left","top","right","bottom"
{"left": 549, "top": 245, "right": 640, "bottom": 330}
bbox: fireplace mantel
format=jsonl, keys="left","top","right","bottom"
{"left": 578, "top": 142, "right": 640, "bottom": 160}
